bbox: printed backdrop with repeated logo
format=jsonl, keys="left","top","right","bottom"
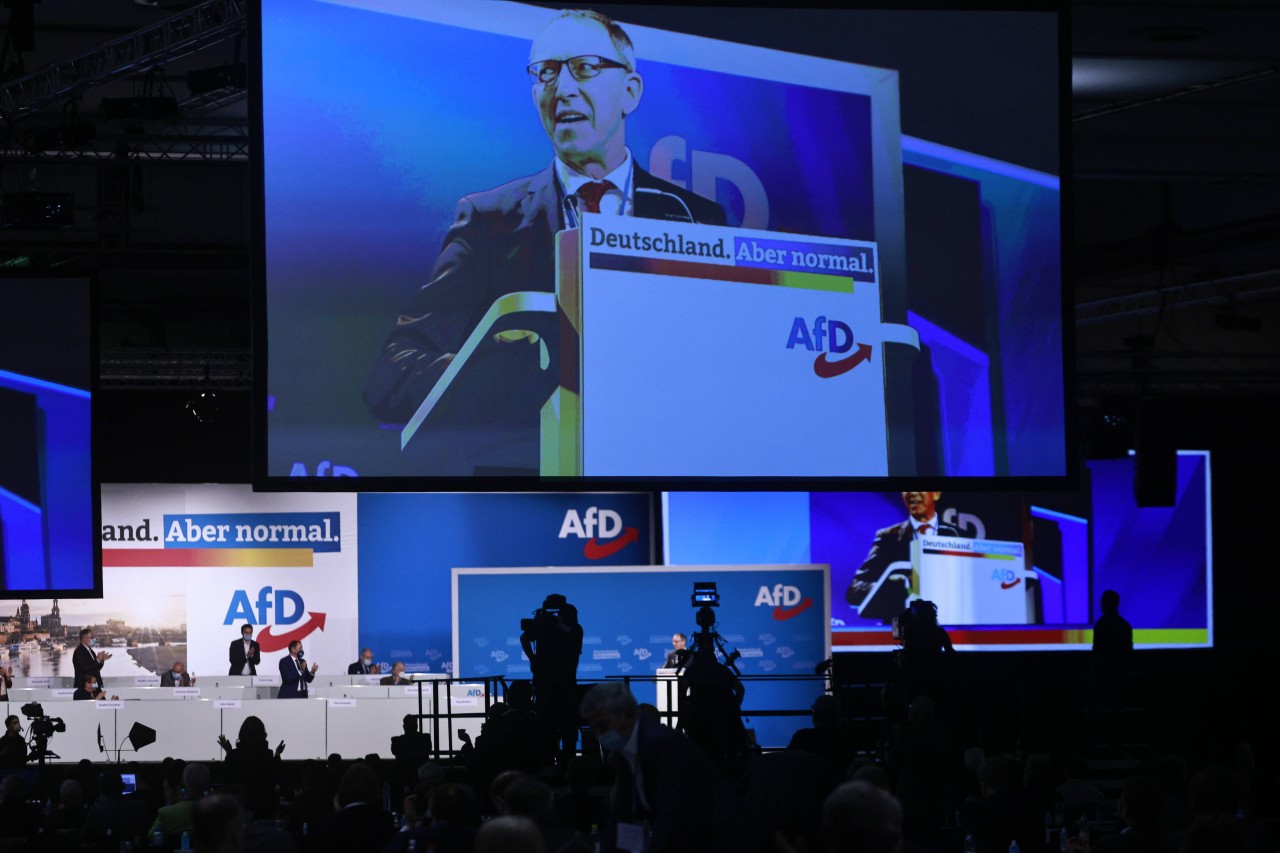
{"left": 453, "top": 564, "right": 830, "bottom": 747}
{"left": 357, "top": 493, "right": 654, "bottom": 676}
{"left": 89, "top": 485, "right": 357, "bottom": 681}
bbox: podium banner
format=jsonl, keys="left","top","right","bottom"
{"left": 911, "top": 536, "right": 1032, "bottom": 625}
{"left": 570, "top": 213, "right": 917, "bottom": 477}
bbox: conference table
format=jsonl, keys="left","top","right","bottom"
{"left": 3, "top": 674, "right": 490, "bottom": 763}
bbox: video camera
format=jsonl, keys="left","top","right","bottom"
{"left": 20, "top": 702, "right": 66, "bottom": 739}
{"left": 692, "top": 581, "right": 719, "bottom": 629}
{"left": 520, "top": 593, "right": 568, "bottom": 633}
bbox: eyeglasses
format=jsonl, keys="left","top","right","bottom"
{"left": 527, "top": 55, "right": 629, "bottom": 84}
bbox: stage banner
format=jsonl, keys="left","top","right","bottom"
{"left": 17, "top": 485, "right": 362, "bottom": 684}
{"left": 453, "top": 564, "right": 829, "bottom": 747}
{"left": 357, "top": 493, "right": 653, "bottom": 677}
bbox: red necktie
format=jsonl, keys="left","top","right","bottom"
{"left": 576, "top": 180, "right": 617, "bottom": 214}
{"left": 917, "top": 523, "right": 930, "bottom": 537}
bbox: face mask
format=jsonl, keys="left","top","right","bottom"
{"left": 363, "top": 657, "right": 372, "bottom": 665}
{"left": 297, "top": 649, "right": 305, "bottom": 657}
{"left": 243, "top": 634, "right": 252, "bottom": 640}
{"left": 598, "top": 729, "right": 626, "bottom": 753}
{"left": 88, "top": 683, "right": 98, "bottom": 692}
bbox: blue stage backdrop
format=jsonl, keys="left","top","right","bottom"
{"left": 357, "top": 492, "right": 653, "bottom": 675}
{"left": 454, "top": 564, "right": 830, "bottom": 747}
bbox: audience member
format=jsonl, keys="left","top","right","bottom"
{"left": 552, "top": 757, "right": 609, "bottom": 838}
{"left": 475, "top": 815, "right": 546, "bottom": 853}
{"left": 192, "top": 792, "right": 246, "bottom": 853}
{"left": 384, "top": 782, "right": 480, "bottom": 853}
{"left": 149, "top": 762, "right": 211, "bottom": 844}
{"left": 1094, "top": 775, "right": 1163, "bottom": 853}
{"left": 0, "top": 774, "right": 40, "bottom": 839}
{"left": 787, "top": 694, "right": 855, "bottom": 772}
{"left": 579, "top": 680, "right": 751, "bottom": 852}
{"left": 503, "top": 773, "right": 591, "bottom": 853}
{"left": 317, "top": 762, "right": 394, "bottom": 853}
{"left": 390, "top": 714, "right": 433, "bottom": 788}
{"left": 822, "top": 780, "right": 903, "bottom": 853}
{"left": 83, "top": 768, "right": 151, "bottom": 845}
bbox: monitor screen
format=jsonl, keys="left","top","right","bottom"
{"left": 255, "top": 0, "right": 1066, "bottom": 487}
{"left": 0, "top": 278, "right": 98, "bottom": 596}
{"left": 664, "top": 451, "right": 1213, "bottom": 651}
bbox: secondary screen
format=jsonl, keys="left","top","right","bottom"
{"left": 664, "top": 452, "right": 1213, "bottom": 651}
{"left": 258, "top": 0, "right": 1065, "bottom": 485}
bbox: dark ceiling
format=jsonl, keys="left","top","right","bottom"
{"left": 1, "top": 0, "right": 1278, "bottom": 481}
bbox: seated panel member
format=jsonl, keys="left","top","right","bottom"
{"left": 348, "top": 648, "right": 379, "bottom": 675}
{"left": 73, "top": 673, "right": 117, "bottom": 701}
{"left": 160, "top": 661, "right": 196, "bottom": 687}
{"left": 363, "top": 9, "right": 726, "bottom": 471}
{"left": 229, "top": 623, "right": 261, "bottom": 676}
{"left": 845, "top": 491, "right": 963, "bottom": 619}
{"left": 380, "top": 661, "right": 410, "bottom": 686}
{"left": 278, "top": 640, "right": 317, "bottom": 699}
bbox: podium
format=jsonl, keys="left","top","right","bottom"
{"left": 910, "top": 536, "right": 1036, "bottom": 625}
{"left": 403, "top": 214, "right": 919, "bottom": 477}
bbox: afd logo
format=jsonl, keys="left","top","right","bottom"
{"left": 559, "top": 507, "right": 639, "bottom": 560}
{"left": 754, "top": 584, "right": 814, "bottom": 621}
{"left": 786, "top": 317, "right": 873, "bottom": 378}
{"left": 991, "top": 568, "right": 1022, "bottom": 590}
{"left": 223, "top": 586, "right": 326, "bottom": 653}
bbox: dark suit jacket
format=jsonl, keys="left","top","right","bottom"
{"left": 72, "top": 643, "right": 104, "bottom": 687}
{"left": 364, "top": 162, "right": 726, "bottom": 472}
{"left": 379, "top": 674, "right": 410, "bottom": 686}
{"left": 609, "top": 716, "right": 750, "bottom": 853}
{"left": 229, "top": 637, "right": 261, "bottom": 676}
{"left": 347, "top": 661, "right": 377, "bottom": 675}
{"left": 159, "top": 670, "right": 193, "bottom": 687}
{"left": 278, "top": 655, "right": 314, "bottom": 698}
{"left": 845, "top": 519, "right": 963, "bottom": 618}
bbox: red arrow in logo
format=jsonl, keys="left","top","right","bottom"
{"left": 813, "top": 343, "right": 872, "bottom": 378}
{"left": 583, "top": 527, "right": 639, "bottom": 560}
{"left": 773, "top": 597, "right": 814, "bottom": 621}
{"left": 1000, "top": 579, "right": 1021, "bottom": 590}
{"left": 258, "top": 612, "right": 327, "bottom": 653}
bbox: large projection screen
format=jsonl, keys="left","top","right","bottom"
{"left": 255, "top": 0, "right": 1066, "bottom": 488}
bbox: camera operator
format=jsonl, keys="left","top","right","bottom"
{"left": 0, "top": 715, "right": 26, "bottom": 768}
{"left": 890, "top": 600, "right": 954, "bottom": 718}
{"left": 519, "top": 593, "right": 583, "bottom": 768}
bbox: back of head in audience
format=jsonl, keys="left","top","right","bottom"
{"left": 193, "top": 793, "right": 246, "bottom": 852}
{"left": 183, "top": 762, "right": 211, "bottom": 800}
{"left": 490, "top": 770, "right": 529, "bottom": 816}
{"left": 59, "top": 778, "right": 84, "bottom": 808}
{"left": 475, "top": 815, "right": 547, "bottom": 853}
{"left": 1188, "top": 765, "right": 1240, "bottom": 817}
{"left": 822, "top": 780, "right": 903, "bottom": 853}
{"left": 1121, "top": 775, "right": 1163, "bottom": 830}
{"left": 429, "top": 783, "right": 479, "bottom": 826}
{"left": 812, "top": 694, "right": 841, "bottom": 728}
{"left": 504, "top": 775, "right": 554, "bottom": 822}
{"left": 337, "top": 762, "right": 381, "bottom": 809}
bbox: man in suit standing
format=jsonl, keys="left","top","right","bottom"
{"left": 363, "top": 9, "right": 725, "bottom": 472}
{"left": 347, "top": 648, "right": 378, "bottom": 675}
{"left": 579, "top": 681, "right": 751, "bottom": 852}
{"left": 228, "top": 624, "right": 260, "bottom": 676}
{"left": 845, "top": 492, "right": 963, "bottom": 620}
{"left": 278, "top": 640, "right": 317, "bottom": 698}
{"left": 72, "top": 627, "right": 110, "bottom": 689}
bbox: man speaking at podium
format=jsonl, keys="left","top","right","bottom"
{"left": 845, "top": 491, "right": 964, "bottom": 621}
{"left": 364, "top": 9, "right": 724, "bottom": 473}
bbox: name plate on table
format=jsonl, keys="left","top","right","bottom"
{"left": 215, "top": 699, "right": 242, "bottom": 709}
{"left": 96, "top": 700, "right": 124, "bottom": 710}
{"left": 402, "top": 685, "right": 426, "bottom": 697}
{"left": 174, "top": 687, "right": 201, "bottom": 698}
{"left": 51, "top": 689, "right": 76, "bottom": 699}
{"left": 135, "top": 676, "right": 161, "bottom": 687}
{"left": 27, "top": 677, "right": 52, "bottom": 687}
{"left": 451, "top": 697, "right": 481, "bottom": 707}
{"left": 361, "top": 674, "right": 385, "bottom": 685}
{"left": 251, "top": 675, "right": 279, "bottom": 686}
{"left": 328, "top": 698, "right": 357, "bottom": 708}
